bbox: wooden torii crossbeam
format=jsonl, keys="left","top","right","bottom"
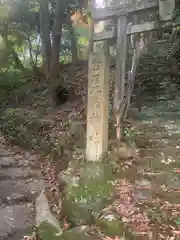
{"left": 93, "top": 0, "right": 177, "bottom": 41}
{"left": 86, "top": 0, "right": 177, "bottom": 161}
{"left": 92, "top": 0, "right": 159, "bottom": 21}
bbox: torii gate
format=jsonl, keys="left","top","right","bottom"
{"left": 86, "top": 0, "right": 177, "bottom": 161}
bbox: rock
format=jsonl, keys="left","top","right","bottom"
{"left": 0, "top": 179, "right": 44, "bottom": 203}
{"left": 135, "top": 136, "right": 153, "bottom": 148}
{"left": 63, "top": 225, "right": 88, "bottom": 234}
{"left": 0, "top": 166, "right": 40, "bottom": 180}
{"left": 0, "top": 167, "right": 25, "bottom": 180}
{"left": 68, "top": 116, "right": 85, "bottom": 142}
{"left": 62, "top": 162, "right": 114, "bottom": 226}
{"left": 0, "top": 156, "right": 16, "bottom": 167}
{"left": 72, "top": 148, "right": 85, "bottom": 161}
{"left": 112, "top": 140, "right": 136, "bottom": 160}
{"left": 62, "top": 197, "right": 92, "bottom": 226}
{"left": 0, "top": 149, "right": 11, "bottom": 156}
{"left": 60, "top": 227, "right": 100, "bottom": 240}
{"left": 0, "top": 204, "right": 34, "bottom": 239}
{"left": 80, "top": 162, "right": 113, "bottom": 182}
{"left": 37, "top": 222, "right": 61, "bottom": 240}
{"left": 97, "top": 210, "right": 134, "bottom": 239}
{"left": 36, "top": 190, "right": 62, "bottom": 237}
{"left": 58, "top": 160, "right": 80, "bottom": 189}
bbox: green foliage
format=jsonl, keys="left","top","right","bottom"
{"left": 0, "top": 71, "right": 25, "bottom": 87}
{"left": 169, "top": 26, "right": 180, "bottom": 58}
{"left": 3, "top": 108, "right": 24, "bottom": 120}
{"left": 169, "top": 6, "right": 180, "bottom": 59}
{"left": 60, "top": 28, "right": 72, "bottom": 59}
{"left": 0, "top": 0, "right": 89, "bottom": 101}
{"left": 62, "top": 162, "right": 114, "bottom": 226}
{"left": 60, "top": 25, "right": 89, "bottom": 63}
{"left": 37, "top": 222, "right": 61, "bottom": 240}
{"left": 0, "top": 69, "right": 27, "bottom": 102}
{"left": 0, "top": 0, "right": 42, "bottom": 75}
{"left": 0, "top": 4, "right": 10, "bottom": 21}
{"left": 1, "top": 107, "right": 42, "bottom": 149}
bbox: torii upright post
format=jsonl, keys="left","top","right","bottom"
{"left": 158, "top": 0, "right": 175, "bottom": 21}
{"left": 114, "top": 16, "right": 127, "bottom": 140}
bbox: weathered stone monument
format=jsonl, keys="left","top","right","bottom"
{"left": 86, "top": 0, "right": 177, "bottom": 161}
{"left": 86, "top": 45, "right": 109, "bottom": 161}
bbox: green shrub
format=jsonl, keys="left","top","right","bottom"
{"left": 169, "top": 27, "right": 180, "bottom": 58}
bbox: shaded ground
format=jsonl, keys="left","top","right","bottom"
{"left": 125, "top": 42, "right": 180, "bottom": 238}
{"left": 128, "top": 97, "right": 180, "bottom": 238}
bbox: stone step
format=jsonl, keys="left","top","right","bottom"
{"left": 139, "top": 113, "right": 180, "bottom": 123}
{"left": 0, "top": 204, "right": 34, "bottom": 240}
{"left": 0, "top": 149, "right": 12, "bottom": 157}
{"left": 139, "top": 146, "right": 180, "bottom": 161}
{"left": 139, "top": 59, "right": 169, "bottom": 65}
{"left": 134, "top": 174, "right": 180, "bottom": 205}
{"left": 135, "top": 71, "right": 173, "bottom": 77}
{"left": 140, "top": 53, "right": 168, "bottom": 58}
{"left": 0, "top": 179, "right": 44, "bottom": 206}
{"left": 0, "top": 167, "right": 41, "bottom": 181}
{"left": 0, "top": 144, "right": 43, "bottom": 240}
{"left": 138, "top": 61, "right": 170, "bottom": 66}
{"left": 0, "top": 156, "right": 16, "bottom": 168}
{"left": 1, "top": 193, "right": 35, "bottom": 206}
{"left": 137, "top": 67, "right": 171, "bottom": 72}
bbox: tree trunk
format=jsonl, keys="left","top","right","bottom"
{"left": 2, "top": 22, "right": 25, "bottom": 71}
{"left": 11, "top": 48, "right": 26, "bottom": 71}
{"left": 87, "top": 13, "right": 94, "bottom": 54}
{"left": 51, "top": 0, "right": 69, "bottom": 78}
{"left": 39, "top": 0, "right": 52, "bottom": 78}
{"left": 67, "top": 13, "right": 79, "bottom": 63}
{"left": 27, "top": 35, "right": 34, "bottom": 67}
{"left": 34, "top": 37, "right": 41, "bottom": 72}
{"left": 77, "top": 45, "right": 83, "bottom": 60}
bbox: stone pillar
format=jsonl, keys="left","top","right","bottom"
{"left": 159, "top": 0, "right": 175, "bottom": 21}
{"left": 86, "top": 44, "right": 109, "bottom": 161}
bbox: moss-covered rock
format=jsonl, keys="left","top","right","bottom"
{"left": 60, "top": 226, "right": 100, "bottom": 240}
{"left": 37, "top": 222, "right": 61, "bottom": 240}
{"left": 97, "top": 211, "right": 134, "bottom": 239}
{"left": 61, "top": 162, "right": 115, "bottom": 226}
{"left": 36, "top": 190, "right": 62, "bottom": 239}
{"left": 58, "top": 158, "right": 84, "bottom": 190}
{"left": 111, "top": 140, "right": 137, "bottom": 160}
